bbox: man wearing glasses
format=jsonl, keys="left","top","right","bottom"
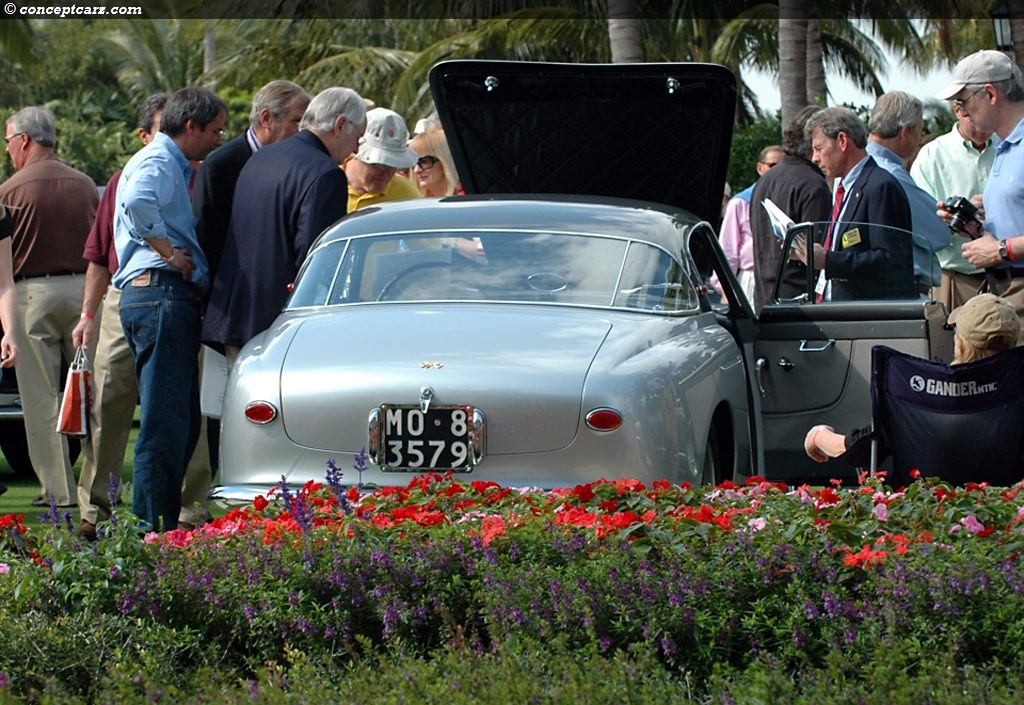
{"left": 201, "top": 87, "right": 366, "bottom": 366}
{"left": 343, "top": 107, "right": 420, "bottom": 213}
{"left": 937, "top": 49, "right": 1024, "bottom": 335}
{"left": 0, "top": 106, "right": 98, "bottom": 509}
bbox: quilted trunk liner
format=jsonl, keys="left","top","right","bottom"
{"left": 430, "top": 60, "right": 736, "bottom": 225}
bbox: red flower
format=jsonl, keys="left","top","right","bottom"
{"left": 843, "top": 544, "right": 888, "bottom": 568}
{"left": 253, "top": 495, "right": 269, "bottom": 512}
{"left": 480, "top": 515, "right": 506, "bottom": 546}
{"left": 570, "top": 484, "right": 596, "bottom": 503}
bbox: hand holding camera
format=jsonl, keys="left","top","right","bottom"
{"left": 942, "top": 195, "right": 983, "bottom": 239}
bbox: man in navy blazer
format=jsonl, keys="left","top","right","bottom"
{"left": 192, "top": 80, "right": 310, "bottom": 294}
{"left": 201, "top": 87, "right": 366, "bottom": 362}
{"left": 797, "top": 106, "right": 915, "bottom": 302}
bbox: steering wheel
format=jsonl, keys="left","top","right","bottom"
{"left": 376, "top": 261, "right": 455, "bottom": 301}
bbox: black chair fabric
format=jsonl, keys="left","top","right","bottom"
{"left": 866, "top": 345, "right": 1024, "bottom": 487}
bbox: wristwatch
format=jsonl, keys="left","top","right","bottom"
{"left": 999, "top": 240, "right": 1010, "bottom": 261}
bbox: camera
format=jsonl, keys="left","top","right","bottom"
{"left": 944, "top": 195, "right": 982, "bottom": 238}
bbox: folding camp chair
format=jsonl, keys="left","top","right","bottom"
{"left": 852, "top": 345, "right": 1024, "bottom": 487}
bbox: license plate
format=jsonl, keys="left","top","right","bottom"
{"left": 375, "top": 404, "right": 481, "bottom": 472}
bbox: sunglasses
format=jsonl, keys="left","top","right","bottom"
{"left": 416, "top": 155, "right": 439, "bottom": 169}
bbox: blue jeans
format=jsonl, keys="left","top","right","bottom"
{"left": 119, "top": 268, "right": 202, "bottom": 531}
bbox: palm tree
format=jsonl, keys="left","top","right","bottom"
{"left": 0, "top": 18, "right": 35, "bottom": 64}
{"left": 607, "top": 0, "right": 643, "bottom": 62}
{"left": 99, "top": 19, "right": 211, "bottom": 94}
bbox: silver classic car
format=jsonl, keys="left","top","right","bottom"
{"left": 212, "top": 61, "right": 950, "bottom": 501}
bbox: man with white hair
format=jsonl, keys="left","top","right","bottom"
{"left": 202, "top": 86, "right": 366, "bottom": 365}
{"left": 865, "top": 90, "right": 949, "bottom": 294}
{"left": 343, "top": 107, "right": 420, "bottom": 212}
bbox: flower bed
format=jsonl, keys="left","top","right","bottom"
{"left": 2, "top": 468, "right": 1024, "bottom": 702}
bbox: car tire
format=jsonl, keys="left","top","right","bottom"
{"left": 701, "top": 421, "right": 723, "bottom": 487}
{"left": 0, "top": 421, "right": 81, "bottom": 480}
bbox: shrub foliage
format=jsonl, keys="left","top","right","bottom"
{"left": 2, "top": 471, "right": 1024, "bottom": 702}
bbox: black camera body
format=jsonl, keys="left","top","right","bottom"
{"left": 944, "top": 195, "right": 982, "bottom": 238}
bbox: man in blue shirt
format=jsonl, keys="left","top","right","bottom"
{"left": 113, "top": 86, "right": 227, "bottom": 532}
{"left": 865, "top": 91, "right": 949, "bottom": 295}
{"left": 938, "top": 50, "right": 1024, "bottom": 336}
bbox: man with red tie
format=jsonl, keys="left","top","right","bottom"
{"left": 797, "top": 106, "right": 915, "bottom": 302}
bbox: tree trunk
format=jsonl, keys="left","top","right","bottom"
{"left": 607, "top": 0, "right": 643, "bottom": 63}
{"left": 1009, "top": 0, "right": 1024, "bottom": 66}
{"left": 778, "top": 2, "right": 808, "bottom": 127}
{"left": 204, "top": 21, "right": 217, "bottom": 83}
{"left": 805, "top": 19, "right": 826, "bottom": 106}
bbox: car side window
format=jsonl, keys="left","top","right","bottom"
{"left": 287, "top": 240, "right": 350, "bottom": 307}
{"left": 613, "top": 242, "right": 697, "bottom": 312}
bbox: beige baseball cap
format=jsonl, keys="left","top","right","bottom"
{"left": 948, "top": 292, "right": 1020, "bottom": 351}
{"left": 936, "top": 50, "right": 1016, "bottom": 100}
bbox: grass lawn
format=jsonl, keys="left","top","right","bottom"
{"left": 0, "top": 422, "right": 136, "bottom": 524}
{"left": 1, "top": 418, "right": 225, "bottom": 526}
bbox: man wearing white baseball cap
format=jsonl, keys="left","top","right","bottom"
{"left": 343, "top": 107, "right": 420, "bottom": 212}
{"left": 935, "top": 50, "right": 1024, "bottom": 328}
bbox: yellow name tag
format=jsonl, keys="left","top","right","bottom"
{"left": 841, "top": 228, "right": 862, "bottom": 248}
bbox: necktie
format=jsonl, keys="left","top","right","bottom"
{"left": 823, "top": 181, "right": 845, "bottom": 252}
{"left": 817, "top": 182, "right": 845, "bottom": 302}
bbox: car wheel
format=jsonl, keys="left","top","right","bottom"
{"left": 0, "top": 421, "right": 81, "bottom": 480}
{"left": 701, "top": 421, "right": 723, "bottom": 487}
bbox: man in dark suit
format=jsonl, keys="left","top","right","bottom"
{"left": 201, "top": 87, "right": 366, "bottom": 364}
{"left": 750, "top": 105, "right": 832, "bottom": 312}
{"left": 797, "top": 106, "right": 915, "bottom": 302}
{"left": 192, "top": 80, "right": 310, "bottom": 293}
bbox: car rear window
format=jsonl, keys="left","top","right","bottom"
{"left": 287, "top": 231, "right": 698, "bottom": 313}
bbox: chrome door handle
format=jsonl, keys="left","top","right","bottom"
{"left": 799, "top": 339, "right": 835, "bottom": 352}
{"left": 778, "top": 357, "right": 794, "bottom": 371}
{"left": 755, "top": 357, "right": 767, "bottom": 398}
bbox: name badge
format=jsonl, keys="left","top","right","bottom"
{"left": 841, "top": 228, "right": 862, "bottom": 249}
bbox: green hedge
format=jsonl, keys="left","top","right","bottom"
{"left": 1, "top": 472, "right": 1023, "bottom": 702}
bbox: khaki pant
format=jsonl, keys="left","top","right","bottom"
{"left": 76, "top": 285, "right": 213, "bottom": 525}
{"left": 933, "top": 269, "right": 985, "bottom": 311}
{"left": 983, "top": 273, "right": 1024, "bottom": 345}
{"left": 16, "top": 274, "right": 85, "bottom": 506}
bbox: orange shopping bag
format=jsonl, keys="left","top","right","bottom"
{"left": 56, "top": 346, "right": 90, "bottom": 437}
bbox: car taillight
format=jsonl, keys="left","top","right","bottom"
{"left": 244, "top": 401, "right": 277, "bottom": 425}
{"left": 585, "top": 408, "right": 622, "bottom": 431}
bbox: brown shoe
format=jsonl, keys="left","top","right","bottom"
{"left": 79, "top": 520, "right": 97, "bottom": 541}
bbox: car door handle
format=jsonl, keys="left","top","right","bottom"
{"left": 799, "top": 339, "right": 836, "bottom": 352}
{"left": 777, "top": 357, "right": 794, "bottom": 371}
{"left": 755, "top": 357, "right": 768, "bottom": 398}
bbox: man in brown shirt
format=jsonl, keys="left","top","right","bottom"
{"left": 1, "top": 106, "right": 98, "bottom": 507}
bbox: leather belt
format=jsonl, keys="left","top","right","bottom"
{"left": 987, "top": 267, "right": 1024, "bottom": 280}
{"left": 14, "top": 270, "right": 80, "bottom": 283}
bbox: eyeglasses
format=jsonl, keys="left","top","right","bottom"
{"left": 953, "top": 86, "right": 987, "bottom": 112}
{"left": 760, "top": 160, "right": 779, "bottom": 168}
{"left": 212, "top": 128, "right": 225, "bottom": 137}
{"left": 416, "top": 155, "right": 439, "bottom": 169}
{"left": 4, "top": 132, "right": 24, "bottom": 144}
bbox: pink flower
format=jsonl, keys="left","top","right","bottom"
{"left": 961, "top": 515, "right": 992, "bottom": 536}
{"left": 0, "top": 563, "right": 8, "bottom": 575}
{"left": 872, "top": 503, "right": 888, "bottom": 522}
{"left": 747, "top": 517, "right": 767, "bottom": 531}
